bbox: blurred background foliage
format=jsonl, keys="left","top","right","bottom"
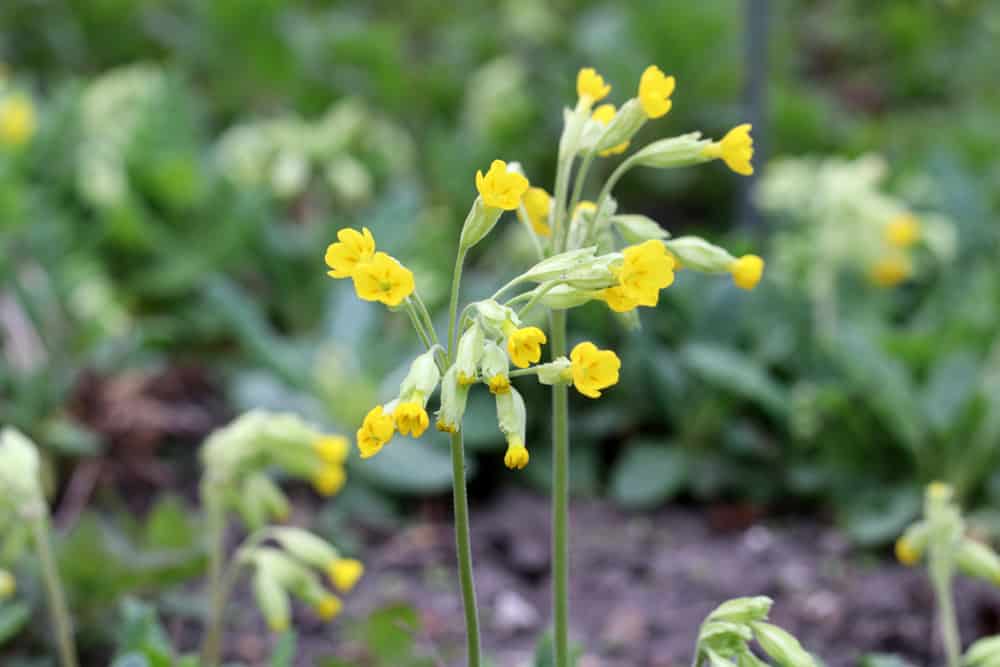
{"left": 2, "top": 0, "right": 1000, "bottom": 589}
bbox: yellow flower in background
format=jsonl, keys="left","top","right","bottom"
{"left": 599, "top": 285, "right": 639, "bottom": 313}
{"left": 325, "top": 227, "right": 376, "bottom": 278}
{"left": 521, "top": 187, "right": 552, "bottom": 236}
{"left": 488, "top": 375, "right": 511, "bottom": 395}
{"left": 503, "top": 438, "right": 530, "bottom": 470}
{"left": 313, "top": 435, "right": 349, "bottom": 465}
{"left": 315, "top": 594, "right": 343, "bottom": 621}
{"left": 395, "top": 401, "right": 430, "bottom": 437}
{"left": 328, "top": 558, "right": 364, "bottom": 592}
{"left": 0, "top": 94, "right": 36, "bottom": 147}
{"left": 577, "top": 67, "right": 611, "bottom": 103}
{"left": 895, "top": 537, "right": 919, "bottom": 566}
{"left": 507, "top": 326, "right": 547, "bottom": 368}
{"left": 570, "top": 342, "right": 621, "bottom": 399}
{"left": 357, "top": 405, "right": 395, "bottom": 458}
{"left": 703, "top": 124, "right": 754, "bottom": 176}
{"left": 870, "top": 254, "right": 912, "bottom": 288}
{"left": 592, "top": 104, "right": 630, "bottom": 156}
{"left": 476, "top": 159, "right": 530, "bottom": 210}
{"left": 352, "top": 252, "right": 415, "bottom": 306}
{"left": 618, "top": 240, "right": 676, "bottom": 306}
{"left": 730, "top": 254, "right": 765, "bottom": 290}
{"left": 638, "top": 66, "right": 675, "bottom": 119}
{"left": 885, "top": 213, "right": 921, "bottom": 248}
{"left": 0, "top": 570, "right": 14, "bottom": 600}
{"left": 311, "top": 465, "right": 346, "bottom": 497}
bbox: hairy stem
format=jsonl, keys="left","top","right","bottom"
{"left": 31, "top": 516, "right": 79, "bottom": 667}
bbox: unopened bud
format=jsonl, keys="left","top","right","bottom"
{"left": 665, "top": 236, "right": 737, "bottom": 273}
{"left": 594, "top": 99, "right": 647, "bottom": 153}
{"left": 706, "top": 596, "right": 773, "bottom": 625}
{"left": 459, "top": 196, "right": 503, "bottom": 250}
{"left": 956, "top": 538, "right": 1000, "bottom": 585}
{"left": 751, "top": 622, "right": 817, "bottom": 667}
{"left": 631, "top": 132, "right": 711, "bottom": 169}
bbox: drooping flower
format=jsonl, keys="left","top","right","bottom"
{"left": 638, "top": 66, "right": 675, "bottom": 119}
{"left": 577, "top": 67, "right": 611, "bottom": 104}
{"left": 504, "top": 438, "right": 530, "bottom": 470}
{"left": 506, "top": 326, "right": 547, "bottom": 369}
{"left": 357, "top": 405, "right": 395, "bottom": 458}
{"left": 730, "top": 254, "right": 765, "bottom": 290}
{"left": 703, "top": 124, "right": 754, "bottom": 176}
{"left": 885, "top": 213, "right": 921, "bottom": 248}
{"left": 314, "top": 594, "right": 343, "bottom": 621}
{"left": 570, "top": 342, "right": 621, "bottom": 399}
{"left": 311, "top": 465, "right": 346, "bottom": 497}
{"left": 352, "top": 252, "right": 415, "bottom": 306}
{"left": 313, "top": 435, "right": 349, "bottom": 464}
{"left": 0, "top": 94, "right": 36, "bottom": 147}
{"left": 394, "top": 401, "right": 430, "bottom": 438}
{"left": 617, "top": 240, "right": 676, "bottom": 306}
{"left": 327, "top": 558, "right": 364, "bottom": 592}
{"left": 521, "top": 187, "right": 552, "bottom": 236}
{"left": 592, "top": 104, "right": 629, "bottom": 156}
{"left": 325, "top": 227, "right": 376, "bottom": 278}
{"left": 475, "top": 159, "right": 530, "bottom": 210}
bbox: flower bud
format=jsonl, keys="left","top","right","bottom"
{"left": 0, "top": 427, "right": 44, "bottom": 516}
{"left": 272, "top": 527, "right": 339, "bottom": 570}
{"left": 895, "top": 521, "right": 929, "bottom": 566}
{"left": 535, "top": 358, "right": 573, "bottom": 385}
{"left": 665, "top": 236, "right": 737, "bottom": 273}
{"left": 703, "top": 648, "right": 739, "bottom": 667}
{"left": 481, "top": 341, "right": 511, "bottom": 395}
{"left": 631, "top": 132, "right": 711, "bottom": 169}
{"left": 956, "top": 538, "right": 1000, "bottom": 585}
{"left": 455, "top": 323, "right": 485, "bottom": 385}
{"left": 459, "top": 196, "right": 503, "bottom": 250}
{"left": 399, "top": 349, "right": 441, "bottom": 405}
{"left": 610, "top": 214, "right": 669, "bottom": 244}
{"left": 474, "top": 300, "right": 522, "bottom": 338}
{"left": 594, "top": 99, "right": 647, "bottom": 154}
{"left": 241, "top": 474, "right": 291, "bottom": 527}
{"left": 751, "top": 622, "right": 816, "bottom": 667}
{"left": 706, "top": 596, "right": 773, "bottom": 625}
{"left": 0, "top": 569, "right": 14, "bottom": 600}
{"left": 437, "top": 367, "right": 471, "bottom": 433}
{"left": 253, "top": 569, "right": 291, "bottom": 633}
{"left": 699, "top": 621, "right": 753, "bottom": 656}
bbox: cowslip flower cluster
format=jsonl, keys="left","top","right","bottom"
{"left": 243, "top": 527, "right": 364, "bottom": 632}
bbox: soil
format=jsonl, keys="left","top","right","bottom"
{"left": 213, "top": 489, "right": 1000, "bottom": 667}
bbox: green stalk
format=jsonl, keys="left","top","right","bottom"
{"left": 444, "top": 246, "right": 482, "bottom": 667}
{"left": 200, "top": 496, "right": 227, "bottom": 666}
{"left": 30, "top": 516, "right": 79, "bottom": 667}
{"left": 549, "top": 308, "right": 570, "bottom": 667}
{"left": 567, "top": 151, "right": 596, "bottom": 224}
{"left": 932, "top": 570, "right": 962, "bottom": 667}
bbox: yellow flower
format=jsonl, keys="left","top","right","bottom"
{"left": 476, "top": 159, "right": 530, "bottom": 210}
{"left": 357, "top": 405, "right": 395, "bottom": 458}
{"left": 395, "top": 401, "right": 430, "bottom": 438}
{"left": 703, "top": 124, "right": 754, "bottom": 176}
{"left": 730, "top": 254, "right": 765, "bottom": 290}
{"left": 325, "top": 227, "right": 376, "bottom": 279}
{"left": 895, "top": 537, "right": 919, "bottom": 566}
{"left": 313, "top": 435, "right": 349, "bottom": 464}
{"left": 0, "top": 94, "right": 36, "bottom": 147}
{"left": 488, "top": 375, "right": 511, "bottom": 395}
{"left": 885, "top": 213, "right": 921, "bottom": 248}
{"left": 577, "top": 67, "right": 611, "bottom": 103}
{"left": 570, "top": 342, "right": 621, "bottom": 398}
{"left": 599, "top": 285, "right": 640, "bottom": 313}
{"left": 521, "top": 187, "right": 552, "bottom": 237}
{"left": 352, "top": 252, "right": 415, "bottom": 306}
{"left": 312, "top": 465, "right": 346, "bottom": 497}
{"left": 618, "top": 240, "right": 676, "bottom": 306}
{"left": 503, "top": 437, "right": 530, "bottom": 470}
{"left": 327, "top": 558, "right": 364, "bottom": 592}
{"left": 315, "top": 594, "right": 343, "bottom": 621}
{"left": 870, "top": 254, "right": 912, "bottom": 288}
{"left": 0, "top": 570, "right": 14, "bottom": 600}
{"left": 507, "top": 326, "right": 547, "bottom": 369}
{"left": 592, "top": 104, "right": 629, "bottom": 156}
{"left": 638, "top": 66, "right": 675, "bottom": 119}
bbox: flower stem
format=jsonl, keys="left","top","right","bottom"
{"left": 567, "top": 151, "right": 596, "bottom": 224}
{"left": 200, "top": 497, "right": 227, "bottom": 666}
{"left": 30, "top": 516, "right": 79, "bottom": 667}
{"left": 550, "top": 307, "right": 570, "bottom": 667}
{"left": 447, "top": 248, "right": 468, "bottom": 354}
{"left": 932, "top": 569, "right": 962, "bottom": 667}
{"left": 449, "top": 430, "right": 482, "bottom": 667}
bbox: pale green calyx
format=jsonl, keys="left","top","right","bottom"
{"left": 610, "top": 214, "right": 670, "bottom": 243}
{"left": 705, "top": 596, "right": 773, "bottom": 625}
{"left": 594, "top": 98, "right": 647, "bottom": 153}
{"left": 474, "top": 300, "right": 521, "bottom": 337}
{"left": 496, "top": 386, "right": 527, "bottom": 444}
{"left": 666, "top": 236, "right": 738, "bottom": 273}
{"left": 437, "top": 366, "right": 471, "bottom": 433}
{"left": 0, "top": 427, "right": 45, "bottom": 516}
{"left": 271, "top": 527, "right": 339, "bottom": 570}
{"left": 455, "top": 323, "right": 485, "bottom": 383}
{"left": 535, "top": 358, "right": 573, "bottom": 385}
{"left": 750, "top": 622, "right": 817, "bottom": 667}
{"left": 536, "top": 284, "right": 598, "bottom": 310}
{"left": 481, "top": 341, "right": 510, "bottom": 386}
{"left": 631, "top": 132, "right": 711, "bottom": 169}
{"left": 955, "top": 538, "right": 1000, "bottom": 584}
{"left": 459, "top": 196, "right": 503, "bottom": 250}
{"left": 399, "top": 349, "right": 442, "bottom": 404}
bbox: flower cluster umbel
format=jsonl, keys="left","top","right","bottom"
{"left": 325, "top": 65, "right": 764, "bottom": 470}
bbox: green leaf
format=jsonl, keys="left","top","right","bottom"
{"left": 609, "top": 443, "right": 687, "bottom": 510}
{"left": 356, "top": 604, "right": 421, "bottom": 664}
{"left": 921, "top": 351, "right": 980, "bottom": 435}
{"left": 111, "top": 655, "right": 152, "bottom": 667}
{"left": 679, "top": 343, "right": 787, "bottom": 419}
{"left": 0, "top": 601, "right": 32, "bottom": 644}
{"left": 144, "top": 495, "right": 198, "bottom": 550}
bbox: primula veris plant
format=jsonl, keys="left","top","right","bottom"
{"left": 692, "top": 596, "right": 817, "bottom": 667}
{"left": 896, "top": 483, "right": 1000, "bottom": 667}
{"left": 325, "top": 64, "right": 763, "bottom": 667}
